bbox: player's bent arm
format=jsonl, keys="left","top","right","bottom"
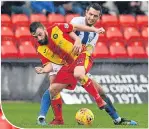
{"left": 69, "top": 32, "right": 81, "bottom": 43}
{"left": 43, "top": 62, "right": 53, "bottom": 73}
{"left": 72, "top": 24, "right": 96, "bottom": 32}
{"left": 72, "top": 24, "right": 105, "bottom": 34}
{"left": 35, "top": 62, "right": 53, "bottom": 74}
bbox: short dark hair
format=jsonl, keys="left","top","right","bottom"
{"left": 86, "top": 3, "right": 102, "bottom": 16}
{"left": 30, "top": 22, "right": 44, "bottom": 34}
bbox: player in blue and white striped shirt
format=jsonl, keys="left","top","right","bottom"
{"left": 71, "top": 16, "right": 98, "bottom": 49}
{"left": 69, "top": 4, "right": 137, "bottom": 125}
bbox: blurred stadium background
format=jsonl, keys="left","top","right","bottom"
{"left": 1, "top": 1, "right": 148, "bottom": 129}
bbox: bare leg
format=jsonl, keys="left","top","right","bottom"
{"left": 49, "top": 83, "right": 68, "bottom": 98}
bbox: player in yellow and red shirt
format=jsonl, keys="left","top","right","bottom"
{"left": 30, "top": 20, "right": 137, "bottom": 126}
{"left": 37, "top": 23, "right": 86, "bottom": 65}
{"left": 30, "top": 22, "right": 107, "bottom": 125}
{"left": 31, "top": 22, "right": 103, "bottom": 90}
{"left": 30, "top": 3, "right": 137, "bottom": 126}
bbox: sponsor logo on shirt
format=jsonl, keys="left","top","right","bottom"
{"left": 64, "top": 23, "right": 69, "bottom": 28}
{"left": 53, "top": 34, "right": 58, "bottom": 39}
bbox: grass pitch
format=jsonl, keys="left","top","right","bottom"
{"left": 1, "top": 102, "right": 148, "bottom": 128}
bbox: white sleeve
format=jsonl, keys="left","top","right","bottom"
{"left": 48, "top": 63, "right": 62, "bottom": 76}
{"left": 88, "top": 33, "right": 99, "bottom": 49}
{"left": 70, "top": 17, "right": 82, "bottom": 24}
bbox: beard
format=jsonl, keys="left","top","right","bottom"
{"left": 38, "top": 35, "right": 48, "bottom": 45}
{"left": 86, "top": 19, "right": 94, "bottom": 26}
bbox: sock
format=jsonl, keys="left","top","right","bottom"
{"left": 82, "top": 77, "right": 106, "bottom": 108}
{"left": 101, "top": 95, "right": 120, "bottom": 121}
{"left": 103, "top": 95, "right": 116, "bottom": 112}
{"left": 104, "top": 104, "right": 121, "bottom": 121}
{"left": 39, "top": 89, "right": 51, "bottom": 117}
{"left": 51, "top": 93, "right": 63, "bottom": 120}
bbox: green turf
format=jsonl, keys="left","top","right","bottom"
{"left": 1, "top": 102, "right": 148, "bottom": 128}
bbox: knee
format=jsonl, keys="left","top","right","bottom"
{"left": 74, "top": 66, "right": 85, "bottom": 80}
{"left": 100, "top": 93, "right": 107, "bottom": 99}
{"left": 49, "top": 86, "right": 57, "bottom": 98}
{"left": 98, "top": 89, "right": 106, "bottom": 99}
{"left": 74, "top": 72, "right": 85, "bottom": 80}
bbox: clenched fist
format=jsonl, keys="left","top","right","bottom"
{"left": 95, "top": 27, "right": 105, "bottom": 34}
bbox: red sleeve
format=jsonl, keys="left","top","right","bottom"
{"left": 38, "top": 52, "right": 50, "bottom": 66}
{"left": 56, "top": 23, "right": 73, "bottom": 33}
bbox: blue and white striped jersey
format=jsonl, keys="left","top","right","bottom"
{"left": 70, "top": 17, "right": 99, "bottom": 50}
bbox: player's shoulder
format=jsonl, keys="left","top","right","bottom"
{"left": 51, "top": 23, "right": 61, "bottom": 28}
{"left": 72, "top": 16, "right": 85, "bottom": 20}
{"left": 37, "top": 45, "right": 47, "bottom": 52}
{"left": 49, "top": 23, "right": 65, "bottom": 29}
{"left": 52, "top": 23, "right": 71, "bottom": 28}
{"left": 48, "top": 23, "right": 64, "bottom": 32}
{"left": 71, "top": 16, "right": 85, "bottom": 23}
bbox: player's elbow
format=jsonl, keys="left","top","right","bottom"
{"left": 71, "top": 24, "right": 80, "bottom": 31}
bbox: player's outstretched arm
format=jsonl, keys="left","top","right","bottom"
{"left": 35, "top": 62, "right": 53, "bottom": 74}
{"left": 72, "top": 24, "right": 105, "bottom": 34}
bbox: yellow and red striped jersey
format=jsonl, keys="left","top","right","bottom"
{"left": 37, "top": 23, "right": 85, "bottom": 65}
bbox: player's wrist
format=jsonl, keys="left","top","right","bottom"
{"left": 94, "top": 27, "right": 98, "bottom": 33}
{"left": 42, "top": 69, "right": 47, "bottom": 73}
{"left": 76, "top": 37, "right": 81, "bottom": 44}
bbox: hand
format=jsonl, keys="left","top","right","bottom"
{"left": 72, "top": 38, "right": 82, "bottom": 55}
{"left": 35, "top": 67, "right": 44, "bottom": 74}
{"left": 95, "top": 27, "right": 105, "bottom": 34}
